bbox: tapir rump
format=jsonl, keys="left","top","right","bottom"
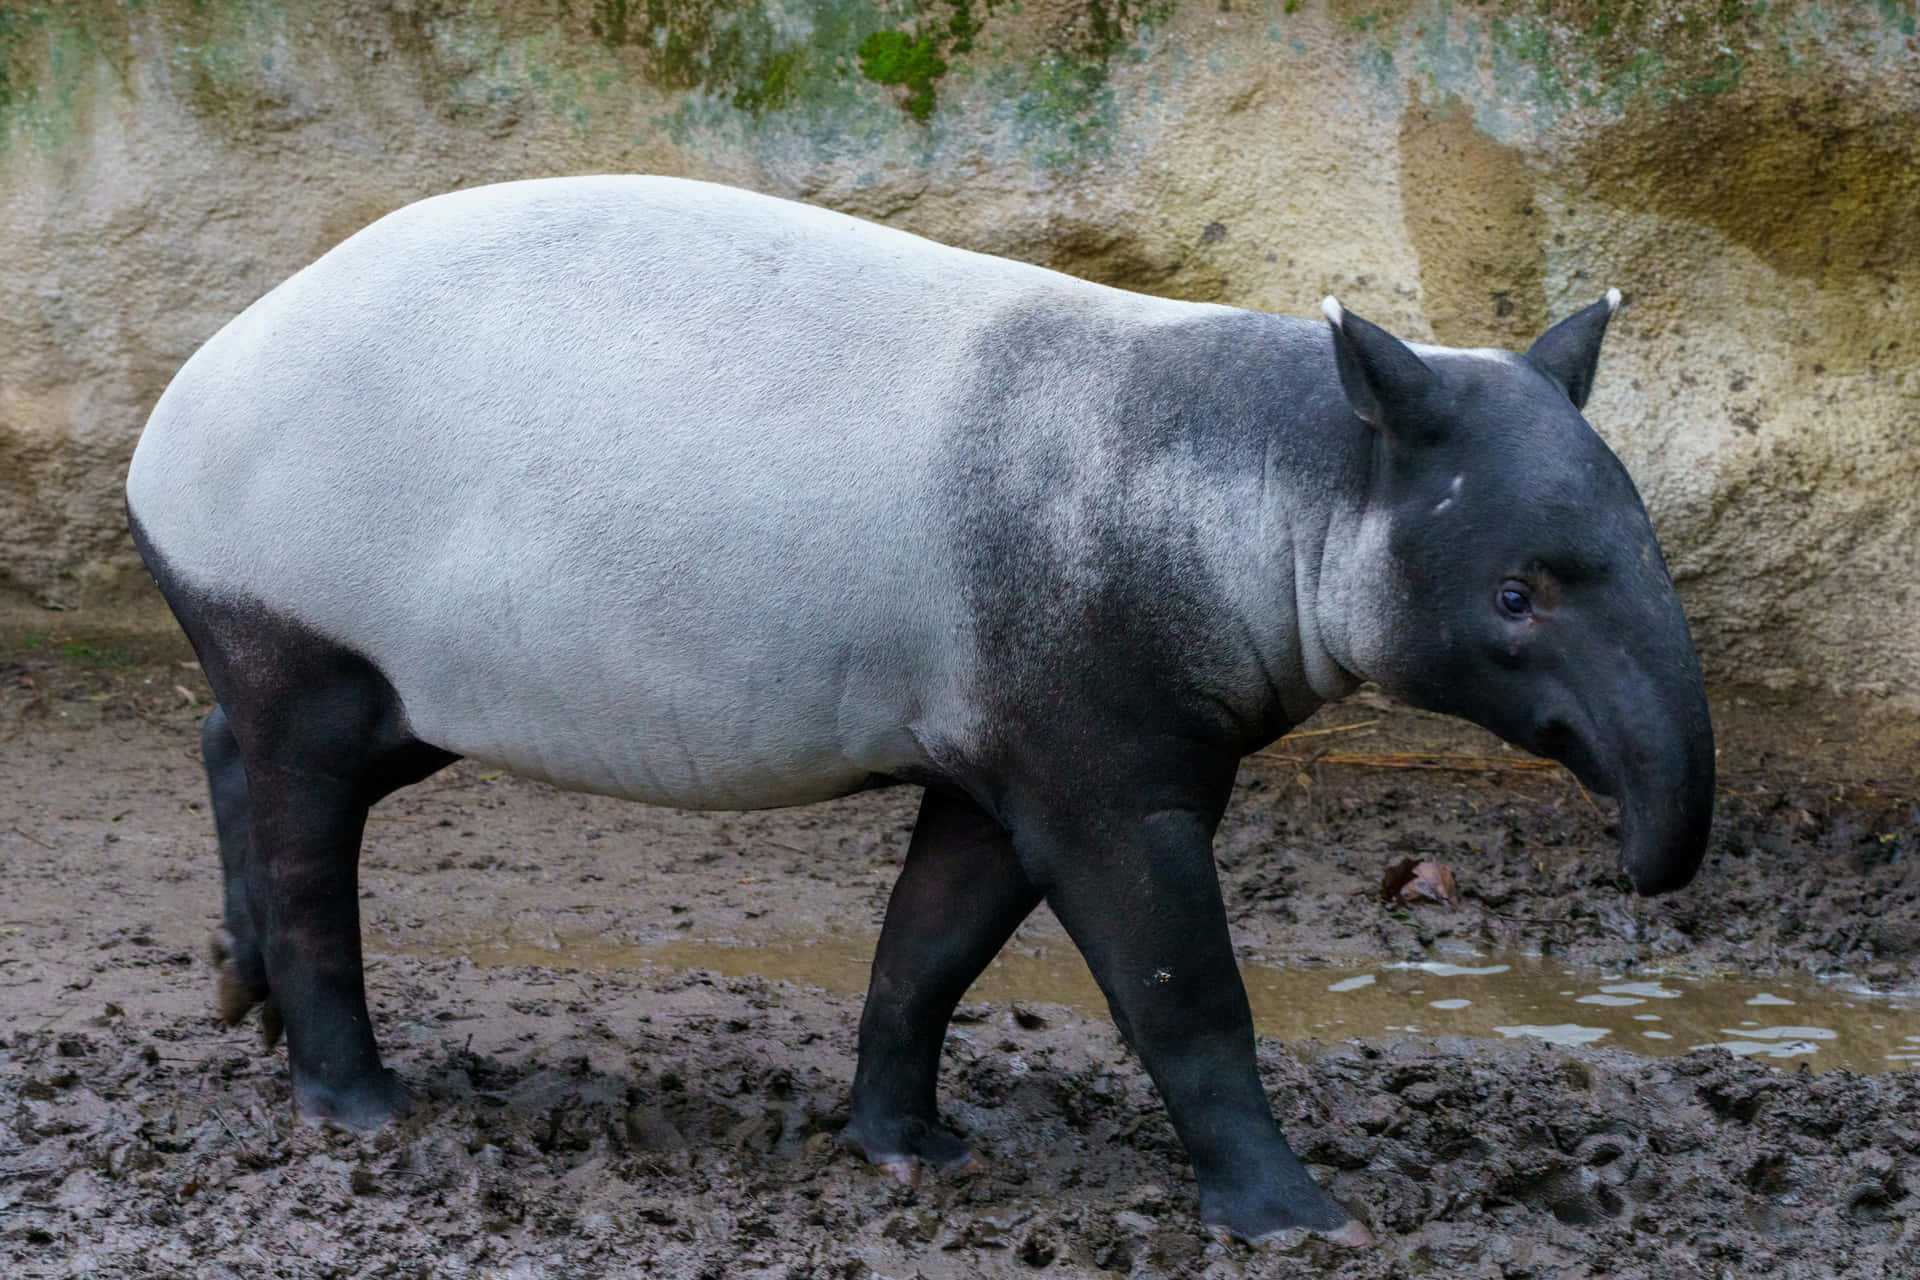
{"left": 126, "top": 176, "right": 1713, "bottom": 1244}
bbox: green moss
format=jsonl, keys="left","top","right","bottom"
{"left": 0, "top": 3, "right": 120, "bottom": 150}
{"left": 577, "top": 0, "right": 996, "bottom": 126}
{"left": 996, "top": 50, "right": 1116, "bottom": 167}
{"left": 849, "top": 1, "right": 1008, "bottom": 122}
{"left": 858, "top": 29, "right": 948, "bottom": 121}
{"left": 172, "top": 0, "right": 297, "bottom": 128}
{"left": 845, "top": 0, "right": 1153, "bottom": 127}
{"left": 56, "top": 640, "right": 134, "bottom": 667}
{"left": 583, "top": 0, "right": 833, "bottom": 118}
{"left": 1686, "top": 47, "right": 1744, "bottom": 94}
{"left": 1595, "top": 43, "right": 1662, "bottom": 109}
{"left": 948, "top": 0, "right": 992, "bottom": 53}
{"left": 590, "top": 0, "right": 739, "bottom": 94}
{"left": 733, "top": 44, "right": 799, "bottom": 112}
{"left": 1085, "top": 0, "right": 1136, "bottom": 47}
{"left": 1390, "top": 0, "right": 1899, "bottom": 130}
{"left": 0, "top": 6, "right": 32, "bottom": 109}
{"left": 1487, "top": 14, "right": 1570, "bottom": 110}
{"left": 1576, "top": 0, "right": 1654, "bottom": 39}
{"left": 1873, "top": 0, "right": 1917, "bottom": 35}
{"left": 981, "top": 0, "right": 1167, "bottom": 164}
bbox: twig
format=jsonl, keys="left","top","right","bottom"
{"left": 1250, "top": 724, "right": 1377, "bottom": 765}
{"left": 8, "top": 826, "right": 55, "bottom": 851}
{"left": 422, "top": 775, "right": 494, "bottom": 795}
{"left": 1253, "top": 751, "right": 1560, "bottom": 773}
{"left": 1273, "top": 719, "right": 1380, "bottom": 744}
{"left": 211, "top": 1105, "right": 256, "bottom": 1160}
{"left": 1484, "top": 910, "right": 1577, "bottom": 926}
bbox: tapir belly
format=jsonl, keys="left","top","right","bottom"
{"left": 146, "top": 467, "right": 964, "bottom": 810}
{"left": 350, "top": 487, "right": 961, "bottom": 807}
{"left": 386, "top": 633, "right": 908, "bottom": 810}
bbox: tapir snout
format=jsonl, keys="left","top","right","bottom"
{"left": 1532, "top": 645, "right": 1715, "bottom": 896}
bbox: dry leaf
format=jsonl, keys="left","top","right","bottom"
{"left": 1380, "top": 858, "right": 1459, "bottom": 908}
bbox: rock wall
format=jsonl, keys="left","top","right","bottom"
{"left": 2, "top": 0, "right": 1916, "bottom": 701}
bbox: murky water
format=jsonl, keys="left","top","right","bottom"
{"left": 379, "top": 930, "right": 1920, "bottom": 1074}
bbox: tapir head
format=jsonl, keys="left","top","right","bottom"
{"left": 1319, "top": 294, "right": 1713, "bottom": 895}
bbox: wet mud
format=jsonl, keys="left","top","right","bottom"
{"left": 3, "top": 640, "right": 1918, "bottom": 1277}
{"left": 396, "top": 931, "right": 1920, "bottom": 1075}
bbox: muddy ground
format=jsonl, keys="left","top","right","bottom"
{"left": 3, "top": 624, "right": 1919, "bottom": 1278}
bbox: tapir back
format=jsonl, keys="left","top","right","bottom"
{"left": 127, "top": 177, "right": 1251, "bottom": 807}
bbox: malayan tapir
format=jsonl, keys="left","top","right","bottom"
{"left": 125, "top": 176, "right": 1714, "bottom": 1245}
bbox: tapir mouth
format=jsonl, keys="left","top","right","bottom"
{"left": 1540, "top": 714, "right": 1713, "bottom": 898}
{"left": 1614, "top": 765, "right": 1713, "bottom": 896}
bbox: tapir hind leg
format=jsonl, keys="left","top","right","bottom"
{"left": 844, "top": 785, "right": 1041, "bottom": 1181}
{"left": 228, "top": 696, "right": 455, "bottom": 1129}
{"left": 201, "top": 705, "right": 272, "bottom": 1036}
{"left": 135, "top": 516, "right": 457, "bottom": 1127}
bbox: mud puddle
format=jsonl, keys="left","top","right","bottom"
{"left": 378, "top": 929, "right": 1920, "bottom": 1074}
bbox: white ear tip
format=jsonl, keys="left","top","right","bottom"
{"left": 1605, "top": 287, "right": 1623, "bottom": 315}
{"left": 1321, "top": 296, "right": 1344, "bottom": 326}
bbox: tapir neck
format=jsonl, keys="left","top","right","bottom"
{"left": 1128, "top": 308, "right": 1373, "bottom": 744}
{"left": 940, "top": 299, "right": 1371, "bottom": 755}
{"left": 1246, "top": 402, "right": 1375, "bottom": 732}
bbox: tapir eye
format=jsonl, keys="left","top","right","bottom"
{"left": 1498, "top": 581, "right": 1533, "bottom": 617}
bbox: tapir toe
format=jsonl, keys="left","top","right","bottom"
{"left": 1237, "top": 1217, "right": 1375, "bottom": 1250}
{"left": 209, "top": 927, "right": 270, "bottom": 1029}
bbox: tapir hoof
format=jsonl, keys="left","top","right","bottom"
{"left": 869, "top": 1150, "right": 983, "bottom": 1188}
{"left": 209, "top": 928, "right": 270, "bottom": 1028}
{"left": 841, "top": 1112, "right": 979, "bottom": 1184}
{"left": 293, "top": 1068, "right": 414, "bottom": 1132}
{"left": 877, "top": 1158, "right": 923, "bottom": 1188}
{"left": 1245, "top": 1218, "right": 1374, "bottom": 1250}
{"left": 259, "top": 1001, "right": 284, "bottom": 1050}
{"left": 1200, "top": 1174, "right": 1369, "bottom": 1248}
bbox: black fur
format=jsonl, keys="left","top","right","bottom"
{"left": 843, "top": 786, "right": 1040, "bottom": 1174}
{"left": 1525, "top": 294, "right": 1617, "bottom": 410}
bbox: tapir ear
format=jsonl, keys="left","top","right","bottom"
{"left": 1524, "top": 289, "right": 1622, "bottom": 410}
{"left": 1321, "top": 297, "right": 1439, "bottom": 444}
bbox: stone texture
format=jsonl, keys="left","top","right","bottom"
{"left": 2, "top": 1, "right": 1915, "bottom": 702}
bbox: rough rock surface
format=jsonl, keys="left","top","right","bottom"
{"left": 3, "top": 1, "right": 1917, "bottom": 700}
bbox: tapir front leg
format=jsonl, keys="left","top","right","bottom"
{"left": 1008, "top": 764, "right": 1370, "bottom": 1246}
{"left": 845, "top": 786, "right": 1042, "bottom": 1180}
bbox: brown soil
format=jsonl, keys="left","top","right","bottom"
{"left": 3, "top": 625, "right": 1918, "bottom": 1278}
